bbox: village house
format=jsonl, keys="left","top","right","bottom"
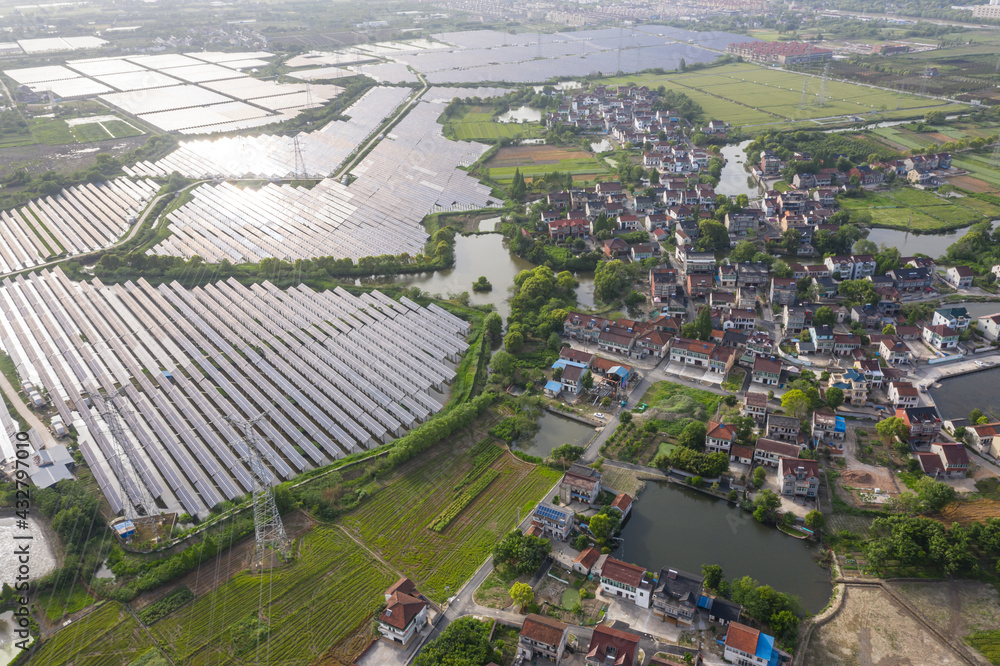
{"left": 828, "top": 367, "right": 868, "bottom": 407}
{"left": 743, "top": 392, "right": 769, "bottom": 423}
{"left": 669, "top": 337, "right": 716, "bottom": 368}
{"left": 916, "top": 442, "right": 971, "bottom": 478}
{"left": 603, "top": 238, "right": 630, "bottom": 259}
{"left": 879, "top": 337, "right": 912, "bottom": 366}
{"left": 573, "top": 546, "right": 603, "bottom": 576}
{"left": 752, "top": 356, "right": 781, "bottom": 386}
{"left": 599, "top": 557, "right": 652, "bottom": 608}
{"left": 970, "top": 422, "right": 1000, "bottom": 457}
{"left": 650, "top": 267, "right": 678, "bottom": 302}
{"left": 782, "top": 304, "right": 814, "bottom": 335}
{"left": 850, "top": 305, "right": 883, "bottom": 329}
{"left": 585, "top": 625, "right": 641, "bottom": 666}
{"left": 888, "top": 381, "right": 919, "bottom": 409}
{"left": 560, "top": 347, "right": 594, "bottom": 367}
{"left": 710, "top": 346, "right": 738, "bottom": 376}
{"left": 741, "top": 331, "right": 774, "bottom": 366}
{"left": 932, "top": 307, "right": 972, "bottom": 331}
{"left": 724, "top": 621, "right": 783, "bottom": 666}
{"left": 652, "top": 567, "right": 704, "bottom": 626}
{"left": 812, "top": 408, "right": 845, "bottom": 443}
{"left": 730, "top": 444, "right": 755, "bottom": 465}
{"left": 598, "top": 326, "right": 637, "bottom": 356}
{"left": 754, "top": 437, "right": 801, "bottom": 467}
{"left": 559, "top": 464, "right": 602, "bottom": 506}
{"left": 777, "top": 457, "right": 820, "bottom": 498}
{"left": 531, "top": 503, "right": 574, "bottom": 541}
{"left": 887, "top": 267, "right": 933, "bottom": 292}
{"left": 706, "top": 421, "right": 737, "bottom": 454}
{"left": 978, "top": 313, "right": 1000, "bottom": 341}
{"left": 923, "top": 324, "right": 960, "bottom": 350}
{"left": 769, "top": 277, "right": 797, "bottom": 306}
{"left": 855, "top": 359, "right": 885, "bottom": 389}
{"left": 548, "top": 217, "right": 589, "bottom": 240}
{"left": 610, "top": 492, "right": 633, "bottom": 520}
{"left": 809, "top": 325, "right": 835, "bottom": 354}
{"left": 519, "top": 614, "right": 570, "bottom": 665}
{"left": 824, "top": 254, "right": 876, "bottom": 280}
{"left": 687, "top": 273, "right": 713, "bottom": 299}
{"left": 377, "top": 578, "right": 429, "bottom": 647}
{"left": 765, "top": 414, "right": 800, "bottom": 443}
{"left": 833, "top": 334, "right": 863, "bottom": 357}
{"left": 944, "top": 266, "right": 974, "bottom": 289}
{"left": 702, "top": 596, "right": 743, "bottom": 626}
{"left": 897, "top": 406, "right": 943, "bottom": 446}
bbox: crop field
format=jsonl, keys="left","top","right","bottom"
{"left": 838, "top": 187, "right": 1000, "bottom": 230}
{"left": 30, "top": 601, "right": 156, "bottom": 666}
{"left": 445, "top": 104, "right": 545, "bottom": 142}
{"left": 149, "top": 526, "right": 394, "bottom": 665}
{"left": 952, "top": 153, "right": 1000, "bottom": 189}
{"left": 341, "top": 434, "right": 561, "bottom": 603}
{"left": 599, "top": 63, "right": 949, "bottom": 126}
{"left": 484, "top": 145, "right": 610, "bottom": 184}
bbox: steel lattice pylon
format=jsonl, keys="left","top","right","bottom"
{"left": 100, "top": 391, "right": 157, "bottom": 523}
{"left": 228, "top": 414, "right": 288, "bottom": 567}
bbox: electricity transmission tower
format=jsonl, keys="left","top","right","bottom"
{"left": 919, "top": 66, "right": 931, "bottom": 96}
{"left": 292, "top": 134, "right": 306, "bottom": 180}
{"left": 799, "top": 80, "right": 808, "bottom": 110}
{"left": 100, "top": 390, "right": 156, "bottom": 524}
{"left": 816, "top": 62, "right": 830, "bottom": 107}
{"left": 990, "top": 139, "right": 1000, "bottom": 169}
{"left": 228, "top": 414, "right": 288, "bottom": 567}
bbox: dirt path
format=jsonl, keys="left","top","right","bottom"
{"left": 0, "top": 370, "right": 57, "bottom": 449}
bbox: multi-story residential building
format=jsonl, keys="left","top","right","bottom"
{"left": 548, "top": 217, "right": 589, "bottom": 240}
{"left": 652, "top": 568, "right": 704, "bottom": 626}
{"left": 979, "top": 313, "right": 1000, "bottom": 341}
{"left": 687, "top": 273, "right": 713, "bottom": 299}
{"left": 725, "top": 210, "right": 761, "bottom": 240}
{"left": 888, "top": 381, "right": 919, "bottom": 409}
{"left": 782, "top": 304, "right": 814, "bottom": 334}
{"left": 765, "top": 414, "right": 800, "bottom": 443}
{"left": 923, "top": 324, "right": 960, "bottom": 350}
{"left": 769, "top": 277, "right": 797, "bottom": 306}
{"left": 855, "top": 359, "right": 885, "bottom": 389}
{"left": 650, "top": 267, "right": 678, "bottom": 303}
{"left": 743, "top": 392, "right": 768, "bottom": 423}
{"left": 759, "top": 149, "right": 782, "bottom": 177}
{"left": 754, "top": 437, "right": 802, "bottom": 467}
{"left": 531, "top": 503, "right": 574, "bottom": 541}
{"left": 599, "top": 557, "right": 652, "bottom": 608}
{"left": 809, "top": 325, "right": 835, "bottom": 354}
{"left": 585, "top": 625, "right": 640, "bottom": 666}
{"left": 752, "top": 356, "right": 781, "bottom": 385}
{"left": 945, "top": 266, "right": 974, "bottom": 289}
{"left": 832, "top": 334, "right": 863, "bottom": 357}
{"left": 828, "top": 368, "right": 868, "bottom": 406}
{"left": 518, "top": 615, "right": 570, "bottom": 665}
{"left": 879, "top": 337, "right": 912, "bottom": 366}
{"left": 812, "top": 408, "right": 845, "bottom": 443}
{"left": 740, "top": 331, "right": 774, "bottom": 366}
{"left": 897, "top": 406, "right": 943, "bottom": 445}
{"left": 669, "top": 337, "right": 716, "bottom": 367}
{"left": 824, "top": 254, "right": 875, "bottom": 280}
{"left": 932, "top": 307, "right": 972, "bottom": 331}
{"left": 598, "top": 326, "right": 637, "bottom": 356}
{"left": 676, "top": 247, "right": 716, "bottom": 275}
{"left": 777, "top": 457, "right": 819, "bottom": 498}
{"left": 724, "top": 622, "right": 782, "bottom": 666}
{"left": 706, "top": 421, "right": 737, "bottom": 454}
{"left": 887, "top": 267, "right": 932, "bottom": 291}
{"left": 559, "top": 464, "right": 602, "bottom": 506}
{"left": 917, "top": 442, "right": 971, "bottom": 478}
{"left": 377, "top": 578, "right": 429, "bottom": 647}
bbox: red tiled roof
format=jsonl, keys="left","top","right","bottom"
{"left": 600, "top": 557, "right": 645, "bottom": 588}
{"left": 916, "top": 452, "right": 944, "bottom": 475}
{"left": 610, "top": 493, "right": 633, "bottom": 512}
{"left": 934, "top": 442, "right": 970, "bottom": 467}
{"left": 754, "top": 356, "right": 781, "bottom": 375}
{"left": 386, "top": 576, "right": 417, "bottom": 598}
{"left": 707, "top": 420, "right": 736, "bottom": 441}
{"left": 587, "top": 625, "right": 640, "bottom": 666}
{"left": 574, "top": 546, "right": 601, "bottom": 569}
{"left": 779, "top": 456, "right": 818, "bottom": 479}
{"left": 379, "top": 591, "right": 426, "bottom": 630}
{"left": 745, "top": 392, "right": 768, "bottom": 408}
{"left": 726, "top": 621, "right": 760, "bottom": 654}
{"left": 520, "top": 613, "right": 567, "bottom": 646}
{"left": 755, "top": 438, "right": 801, "bottom": 458}
{"left": 730, "top": 445, "right": 754, "bottom": 460}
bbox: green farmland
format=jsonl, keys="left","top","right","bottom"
{"left": 29, "top": 601, "right": 156, "bottom": 665}
{"left": 838, "top": 187, "right": 1000, "bottom": 231}
{"left": 342, "top": 434, "right": 561, "bottom": 603}
{"left": 599, "top": 63, "right": 951, "bottom": 127}
{"left": 444, "top": 104, "right": 545, "bottom": 142}
{"left": 483, "top": 144, "right": 611, "bottom": 185}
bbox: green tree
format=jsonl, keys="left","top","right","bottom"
{"left": 838, "top": 279, "right": 880, "bottom": 307}
{"left": 773, "top": 259, "right": 793, "bottom": 279}
{"left": 702, "top": 564, "right": 725, "bottom": 592}
{"left": 882, "top": 324, "right": 896, "bottom": 336}
{"left": 825, "top": 387, "right": 844, "bottom": 411}
{"left": 781, "top": 389, "right": 810, "bottom": 419}
{"left": 876, "top": 416, "right": 910, "bottom": 447}
{"left": 697, "top": 220, "right": 729, "bottom": 252}
{"left": 484, "top": 312, "right": 503, "bottom": 348}
{"left": 805, "top": 510, "right": 824, "bottom": 532}
{"left": 678, "top": 421, "right": 708, "bottom": 450}
{"left": 914, "top": 476, "right": 957, "bottom": 512}
{"left": 619, "top": 410, "right": 632, "bottom": 425}
{"left": 753, "top": 489, "right": 781, "bottom": 523}
{"left": 472, "top": 276, "right": 493, "bottom": 292}
{"left": 770, "top": 610, "right": 800, "bottom": 646}
{"left": 730, "top": 241, "right": 758, "bottom": 264}
{"left": 504, "top": 328, "right": 524, "bottom": 352}
{"left": 694, "top": 306, "right": 713, "bottom": 341}
{"left": 594, "top": 259, "right": 631, "bottom": 303}
{"left": 574, "top": 533, "right": 590, "bottom": 551}
{"left": 733, "top": 416, "right": 756, "bottom": 446}
{"left": 509, "top": 582, "right": 534, "bottom": 610}
{"left": 492, "top": 530, "right": 552, "bottom": 577}
{"left": 581, "top": 371, "right": 594, "bottom": 390}
{"left": 589, "top": 513, "right": 614, "bottom": 543}
{"left": 753, "top": 466, "right": 767, "bottom": 488}
{"left": 812, "top": 306, "right": 835, "bottom": 328}
{"left": 415, "top": 616, "right": 500, "bottom": 666}
{"left": 970, "top": 408, "right": 984, "bottom": 424}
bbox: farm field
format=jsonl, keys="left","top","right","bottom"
{"left": 838, "top": 187, "right": 1000, "bottom": 231}
{"left": 598, "top": 62, "right": 949, "bottom": 126}
{"left": 29, "top": 601, "right": 156, "bottom": 665}
{"left": 444, "top": 104, "right": 545, "bottom": 142}
{"left": 341, "top": 432, "right": 561, "bottom": 603}
{"left": 484, "top": 144, "right": 610, "bottom": 184}
{"left": 149, "top": 526, "right": 394, "bottom": 666}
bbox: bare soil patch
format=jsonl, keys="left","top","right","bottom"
{"left": 950, "top": 175, "right": 996, "bottom": 193}
{"left": 935, "top": 498, "right": 1000, "bottom": 527}
{"left": 806, "top": 585, "right": 966, "bottom": 665}
{"left": 891, "top": 580, "right": 1000, "bottom": 639}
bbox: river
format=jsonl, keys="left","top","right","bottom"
{"left": 931, "top": 366, "right": 1000, "bottom": 421}
{"left": 866, "top": 220, "right": 1000, "bottom": 258}
{"left": 515, "top": 412, "right": 596, "bottom": 458}
{"left": 616, "top": 482, "right": 832, "bottom": 613}
{"left": 375, "top": 234, "right": 594, "bottom": 318}
{"left": 716, "top": 140, "right": 759, "bottom": 201}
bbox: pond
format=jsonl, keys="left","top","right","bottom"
{"left": 866, "top": 220, "right": 1000, "bottom": 258}
{"left": 716, "top": 140, "right": 759, "bottom": 201}
{"left": 616, "top": 481, "right": 833, "bottom": 613}
{"left": 514, "top": 412, "right": 596, "bottom": 459}
{"left": 375, "top": 234, "right": 596, "bottom": 318}
{"left": 931, "top": 366, "right": 1000, "bottom": 422}
{"left": 0, "top": 516, "right": 56, "bottom": 587}
{"left": 0, "top": 612, "right": 23, "bottom": 666}
{"left": 590, "top": 139, "right": 613, "bottom": 153}
{"left": 497, "top": 106, "right": 543, "bottom": 123}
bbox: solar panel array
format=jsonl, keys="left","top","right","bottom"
{"left": 0, "top": 267, "right": 469, "bottom": 517}
{"left": 144, "top": 99, "right": 495, "bottom": 263}
{"left": 0, "top": 177, "right": 157, "bottom": 274}
{"left": 125, "top": 86, "right": 411, "bottom": 179}
{"left": 2, "top": 51, "right": 334, "bottom": 133}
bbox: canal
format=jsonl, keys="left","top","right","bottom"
{"left": 716, "top": 140, "right": 759, "bottom": 201}
{"left": 931, "top": 366, "right": 1000, "bottom": 422}
{"left": 617, "top": 481, "right": 833, "bottom": 613}
{"left": 866, "top": 220, "right": 1000, "bottom": 258}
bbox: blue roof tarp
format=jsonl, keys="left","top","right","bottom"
{"left": 545, "top": 380, "right": 563, "bottom": 393}
{"left": 834, "top": 416, "right": 846, "bottom": 433}
{"left": 552, "top": 359, "right": 588, "bottom": 370}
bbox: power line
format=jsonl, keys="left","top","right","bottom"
{"left": 100, "top": 389, "right": 157, "bottom": 526}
